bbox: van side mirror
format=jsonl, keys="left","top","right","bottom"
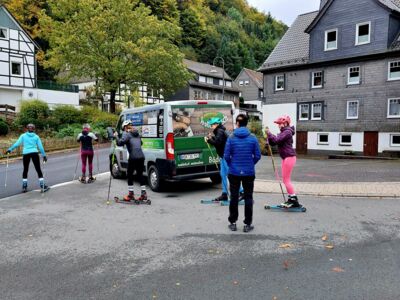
{"left": 106, "top": 127, "right": 115, "bottom": 140}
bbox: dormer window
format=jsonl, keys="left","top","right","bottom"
{"left": 356, "top": 22, "right": 371, "bottom": 45}
{"left": 0, "top": 27, "right": 8, "bottom": 39}
{"left": 325, "top": 29, "right": 337, "bottom": 51}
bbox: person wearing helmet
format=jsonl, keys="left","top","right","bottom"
{"left": 265, "top": 115, "right": 301, "bottom": 208}
{"left": 77, "top": 123, "right": 98, "bottom": 183}
{"left": 5, "top": 123, "right": 49, "bottom": 193}
{"left": 114, "top": 120, "right": 147, "bottom": 202}
{"left": 205, "top": 117, "right": 244, "bottom": 202}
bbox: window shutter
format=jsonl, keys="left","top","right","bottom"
{"left": 309, "top": 72, "right": 312, "bottom": 90}
{"left": 322, "top": 71, "right": 325, "bottom": 88}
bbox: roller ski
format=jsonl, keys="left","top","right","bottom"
{"left": 264, "top": 196, "right": 306, "bottom": 212}
{"left": 87, "top": 176, "right": 96, "bottom": 184}
{"left": 22, "top": 181, "right": 28, "bottom": 193}
{"left": 114, "top": 191, "right": 151, "bottom": 205}
{"left": 78, "top": 176, "right": 87, "bottom": 184}
{"left": 201, "top": 193, "right": 228, "bottom": 204}
{"left": 40, "top": 182, "right": 50, "bottom": 193}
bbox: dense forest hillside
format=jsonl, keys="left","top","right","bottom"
{"left": 1, "top": 0, "right": 287, "bottom": 78}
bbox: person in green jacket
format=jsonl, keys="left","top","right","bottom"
{"left": 6, "top": 123, "right": 49, "bottom": 193}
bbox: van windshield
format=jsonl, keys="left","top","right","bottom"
{"left": 172, "top": 105, "right": 233, "bottom": 137}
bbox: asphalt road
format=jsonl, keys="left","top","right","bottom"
{"left": 2, "top": 149, "right": 399, "bottom": 199}
{"left": 0, "top": 176, "right": 399, "bottom": 299}
{"left": 0, "top": 147, "right": 110, "bottom": 199}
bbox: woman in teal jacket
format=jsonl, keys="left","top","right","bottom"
{"left": 6, "top": 123, "right": 49, "bottom": 192}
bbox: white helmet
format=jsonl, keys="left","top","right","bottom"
{"left": 122, "top": 120, "right": 132, "bottom": 129}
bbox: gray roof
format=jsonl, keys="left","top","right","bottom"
{"left": 378, "top": 0, "right": 400, "bottom": 12}
{"left": 183, "top": 59, "right": 232, "bottom": 80}
{"left": 243, "top": 68, "right": 263, "bottom": 88}
{"left": 259, "top": 11, "right": 318, "bottom": 71}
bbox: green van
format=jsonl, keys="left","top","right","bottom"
{"left": 110, "top": 100, "right": 235, "bottom": 192}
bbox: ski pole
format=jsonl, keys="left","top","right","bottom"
{"left": 4, "top": 154, "right": 9, "bottom": 189}
{"left": 205, "top": 139, "right": 219, "bottom": 170}
{"left": 107, "top": 140, "right": 116, "bottom": 205}
{"left": 96, "top": 141, "right": 100, "bottom": 176}
{"left": 73, "top": 146, "right": 81, "bottom": 181}
{"left": 266, "top": 136, "right": 286, "bottom": 203}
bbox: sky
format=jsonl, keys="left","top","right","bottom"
{"left": 247, "top": 0, "right": 320, "bottom": 26}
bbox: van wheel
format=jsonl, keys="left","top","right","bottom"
{"left": 110, "top": 156, "right": 126, "bottom": 179}
{"left": 148, "top": 165, "right": 163, "bottom": 192}
{"left": 210, "top": 174, "right": 222, "bottom": 184}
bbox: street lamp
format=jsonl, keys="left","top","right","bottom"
{"left": 210, "top": 56, "right": 225, "bottom": 101}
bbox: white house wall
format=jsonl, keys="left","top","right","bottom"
{"left": 0, "top": 88, "right": 22, "bottom": 108}
{"left": 308, "top": 132, "right": 364, "bottom": 152}
{"left": 262, "top": 103, "right": 297, "bottom": 147}
{"left": 378, "top": 133, "right": 400, "bottom": 152}
{"left": 22, "top": 89, "right": 79, "bottom": 108}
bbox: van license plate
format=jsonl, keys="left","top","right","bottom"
{"left": 180, "top": 153, "right": 200, "bottom": 160}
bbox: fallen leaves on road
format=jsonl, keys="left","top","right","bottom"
{"left": 233, "top": 280, "right": 239, "bottom": 285}
{"left": 321, "top": 234, "right": 328, "bottom": 241}
{"left": 279, "top": 243, "right": 292, "bottom": 249}
{"left": 332, "top": 267, "right": 345, "bottom": 273}
{"left": 325, "top": 244, "right": 334, "bottom": 250}
{"left": 272, "top": 296, "right": 278, "bottom": 300}
{"left": 176, "top": 282, "right": 180, "bottom": 286}
{"left": 28, "top": 234, "right": 33, "bottom": 237}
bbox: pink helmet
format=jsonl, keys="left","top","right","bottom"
{"left": 274, "top": 115, "right": 291, "bottom": 125}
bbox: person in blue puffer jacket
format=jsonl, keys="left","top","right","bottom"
{"left": 224, "top": 114, "right": 261, "bottom": 233}
{"left": 6, "top": 123, "right": 49, "bottom": 193}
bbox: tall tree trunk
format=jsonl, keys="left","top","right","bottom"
{"left": 110, "top": 89, "right": 116, "bottom": 113}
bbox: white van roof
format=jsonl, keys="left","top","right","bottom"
{"left": 121, "top": 100, "right": 234, "bottom": 114}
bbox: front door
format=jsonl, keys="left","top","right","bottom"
{"left": 296, "top": 131, "right": 308, "bottom": 155}
{"left": 363, "top": 131, "right": 378, "bottom": 156}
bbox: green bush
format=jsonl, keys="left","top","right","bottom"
{"left": 52, "top": 105, "right": 84, "bottom": 127}
{"left": 55, "top": 124, "right": 82, "bottom": 138}
{"left": 16, "top": 100, "right": 50, "bottom": 129}
{"left": 0, "top": 119, "right": 9, "bottom": 135}
{"left": 81, "top": 106, "right": 118, "bottom": 128}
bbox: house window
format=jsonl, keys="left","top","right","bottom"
{"left": 311, "top": 103, "right": 322, "bottom": 120}
{"left": 259, "top": 90, "right": 264, "bottom": 98}
{"left": 388, "top": 98, "right": 400, "bottom": 118}
{"left": 356, "top": 22, "right": 371, "bottom": 45}
{"left": 299, "top": 103, "right": 309, "bottom": 120}
{"left": 194, "top": 90, "right": 201, "bottom": 99}
{"left": 312, "top": 71, "right": 323, "bottom": 88}
{"left": 199, "top": 76, "right": 206, "bottom": 83}
{"left": 225, "top": 80, "right": 232, "bottom": 87}
{"left": 244, "top": 80, "right": 250, "bottom": 86}
{"left": 348, "top": 66, "right": 360, "bottom": 85}
{"left": 0, "top": 27, "right": 8, "bottom": 39}
{"left": 388, "top": 61, "right": 400, "bottom": 80}
{"left": 11, "top": 62, "right": 22, "bottom": 76}
{"left": 339, "top": 134, "right": 352, "bottom": 145}
{"left": 317, "top": 133, "right": 329, "bottom": 145}
{"left": 390, "top": 134, "right": 400, "bottom": 147}
{"left": 347, "top": 100, "right": 359, "bottom": 119}
{"left": 325, "top": 29, "right": 338, "bottom": 51}
{"left": 206, "top": 77, "right": 213, "bottom": 84}
{"left": 275, "top": 75, "right": 285, "bottom": 91}
{"left": 239, "top": 80, "right": 244, "bottom": 86}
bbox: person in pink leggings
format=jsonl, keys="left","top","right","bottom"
{"left": 266, "top": 115, "right": 301, "bottom": 208}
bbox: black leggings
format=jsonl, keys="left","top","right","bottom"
{"left": 127, "top": 158, "right": 146, "bottom": 186}
{"left": 23, "top": 153, "right": 43, "bottom": 179}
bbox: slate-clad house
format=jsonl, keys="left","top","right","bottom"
{"left": 259, "top": 0, "right": 400, "bottom": 156}
{"left": 168, "top": 59, "right": 240, "bottom": 104}
{"left": 234, "top": 68, "right": 264, "bottom": 112}
{"left": 0, "top": 5, "right": 79, "bottom": 110}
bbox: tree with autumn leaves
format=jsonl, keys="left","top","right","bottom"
{"left": 39, "top": 0, "right": 191, "bottom": 113}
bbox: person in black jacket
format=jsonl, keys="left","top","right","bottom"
{"left": 205, "top": 118, "right": 243, "bottom": 201}
{"left": 114, "top": 120, "right": 147, "bottom": 202}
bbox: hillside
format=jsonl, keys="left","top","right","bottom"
{"left": 2, "top": 0, "right": 287, "bottom": 79}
